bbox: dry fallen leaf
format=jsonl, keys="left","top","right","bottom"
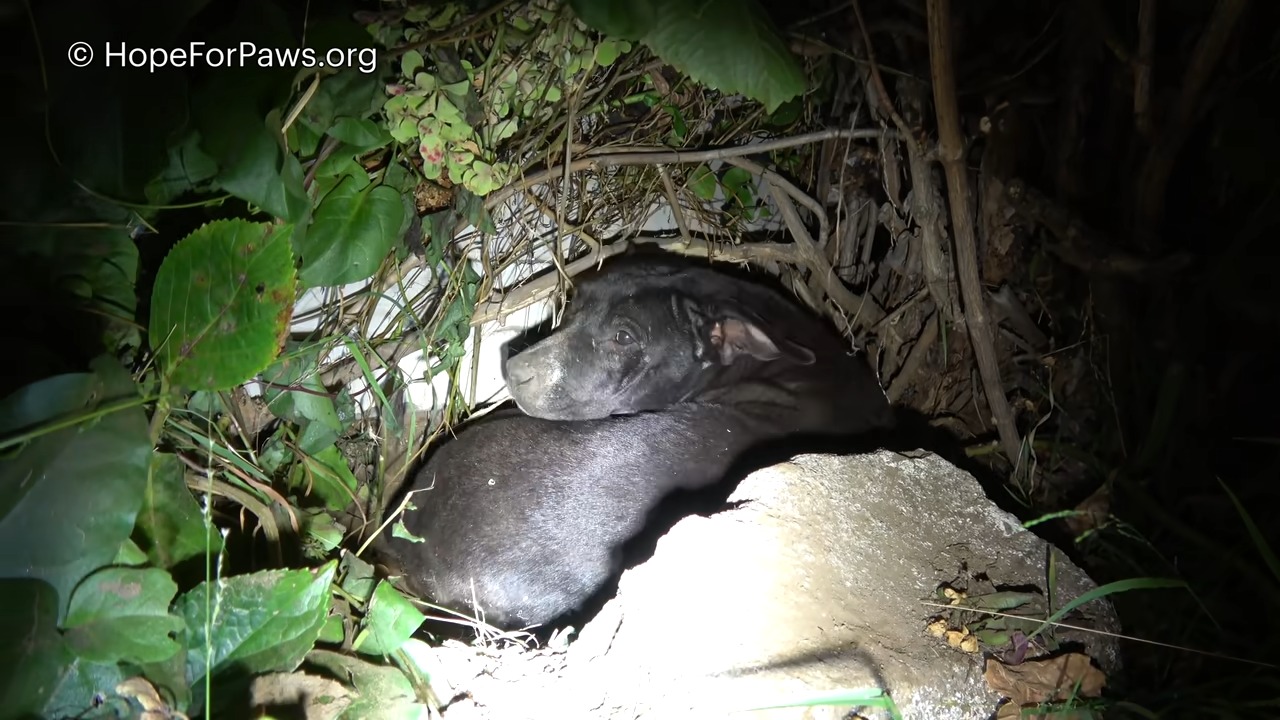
{"left": 115, "top": 677, "right": 188, "bottom": 720}
{"left": 984, "top": 652, "right": 1106, "bottom": 705}
{"left": 944, "top": 628, "right": 969, "bottom": 648}
{"left": 1065, "top": 483, "right": 1111, "bottom": 536}
{"left": 995, "top": 698, "right": 1097, "bottom": 720}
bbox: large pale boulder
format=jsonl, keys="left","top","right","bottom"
{"left": 435, "top": 450, "right": 1121, "bottom": 720}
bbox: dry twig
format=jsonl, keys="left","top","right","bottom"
{"left": 927, "top": 0, "right": 1023, "bottom": 467}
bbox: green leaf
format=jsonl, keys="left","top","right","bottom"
{"left": 660, "top": 102, "right": 688, "bottom": 142}
{"left": 114, "top": 539, "right": 148, "bottom": 566}
{"left": 595, "top": 38, "right": 632, "bottom": 66}
{"left": 688, "top": 164, "right": 717, "bottom": 201}
{"left": 721, "top": 165, "right": 753, "bottom": 193}
{"left": 148, "top": 219, "right": 297, "bottom": 391}
{"left": 328, "top": 117, "right": 392, "bottom": 152}
{"left": 318, "top": 614, "right": 345, "bottom": 645}
{"left": 201, "top": 112, "right": 311, "bottom": 223}
{"left": 135, "top": 453, "right": 219, "bottom": 570}
{"left": 721, "top": 165, "right": 755, "bottom": 207}
{"left": 43, "top": 660, "right": 129, "bottom": 719}
{"left": 391, "top": 116, "right": 420, "bottom": 144}
{"left": 297, "top": 177, "right": 406, "bottom": 288}
{"left": 289, "top": 119, "right": 323, "bottom": 157}
{"left": 45, "top": 64, "right": 189, "bottom": 205}
{"left": 0, "top": 358, "right": 150, "bottom": 622}
{"left": 314, "top": 156, "right": 370, "bottom": 186}
{"left": 489, "top": 118, "right": 520, "bottom": 143}
{"left": 64, "top": 567, "right": 183, "bottom": 664}
{"left": 145, "top": 128, "right": 219, "bottom": 205}
{"left": 568, "top": 0, "right": 656, "bottom": 39}
{"left": 638, "top": 0, "right": 805, "bottom": 113}
{"left": 178, "top": 561, "right": 338, "bottom": 688}
{"left": 0, "top": 580, "right": 67, "bottom": 717}
{"left": 1028, "top": 576, "right": 1188, "bottom": 642}
{"left": 297, "top": 418, "right": 342, "bottom": 458}
{"left": 305, "top": 650, "right": 431, "bottom": 718}
{"left": 293, "top": 444, "right": 361, "bottom": 511}
{"left": 962, "top": 591, "right": 1040, "bottom": 612}
{"left": 260, "top": 347, "right": 343, "bottom": 433}
{"left": 355, "top": 581, "right": 426, "bottom": 656}
{"left": 433, "top": 95, "right": 466, "bottom": 126}
{"left": 764, "top": 95, "right": 803, "bottom": 128}
{"left": 401, "top": 50, "right": 425, "bottom": 77}
{"left": 9, "top": 225, "right": 141, "bottom": 354}
{"left": 441, "top": 79, "right": 471, "bottom": 98}
{"left": 299, "top": 68, "right": 386, "bottom": 139}
{"left": 302, "top": 510, "right": 346, "bottom": 557}
{"left": 339, "top": 551, "right": 378, "bottom": 605}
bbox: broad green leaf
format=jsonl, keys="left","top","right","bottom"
{"left": 114, "top": 539, "right": 148, "bottom": 566}
{"left": 297, "top": 177, "right": 406, "bottom": 288}
{"left": 297, "top": 418, "right": 343, "bottom": 458}
{"left": 721, "top": 165, "right": 753, "bottom": 194}
{"left": 639, "top": 0, "right": 804, "bottom": 113}
{"left": 0, "top": 579, "right": 140, "bottom": 718}
{"left": 135, "top": 453, "right": 218, "bottom": 570}
{"left": 302, "top": 510, "right": 346, "bottom": 557}
{"left": 305, "top": 649, "right": 431, "bottom": 719}
{"left": 489, "top": 118, "right": 520, "bottom": 143}
{"left": 190, "top": 6, "right": 309, "bottom": 223}
{"left": 299, "top": 68, "right": 386, "bottom": 138}
{"left": 148, "top": 219, "right": 297, "bottom": 391}
{"left": 205, "top": 116, "right": 311, "bottom": 223}
{"left": 0, "top": 358, "right": 150, "bottom": 622}
{"left": 721, "top": 165, "right": 755, "bottom": 207}
{"left": 0, "top": 579, "right": 67, "bottom": 717}
{"left": 43, "top": 660, "right": 129, "bottom": 719}
{"left": 765, "top": 96, "right": 803, "bottom": 127}
{"left": 64, "top": 567, "right": 183, "bottom": 664}
{"left": 312, "top": 153, "right": 373, "bottom": 184}
{"left": 339, "top": 551, "right": 378, "bottom": 605}
{"left": 289, "top": 119, "right": 324, "bottom": 157}
{"left": 354, "top": 581, "right": 425, "bottom": 656}
{"left": 328, "top": 117, "right": 392, "bottom": 152}
{"left": 8, "top": 225, "right": 141, "bottom": 354}
{"left": 318, "top": 614, "right": 345, "bottom": 645}
{"left": 45, "top": 64, "right": 188, "bottom": 204}
{"left": 178, "top": 561, "right": 337, "bottom": 688}
{"left": 568, "top": 0, "right": 656, "bottom": 39}
{"left": 145, "top": 128, "right": 219, "bottom": 205}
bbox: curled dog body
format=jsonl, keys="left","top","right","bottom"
{"left": 380, "top": 250, "right": 894, "bottom": 629}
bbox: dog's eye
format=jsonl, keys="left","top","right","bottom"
{"left": 613, "top": 329, "right": 635, "bottom": 345}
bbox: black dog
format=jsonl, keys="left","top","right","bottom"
{"left": 379, "top": 249, "right": 894, "bottom": 629}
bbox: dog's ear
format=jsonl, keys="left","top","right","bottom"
{"left": 710, "top": 315, "right": 815, "bottom": 365}
{"left": 683, "top": 298, "right": 815, "bottom": 366}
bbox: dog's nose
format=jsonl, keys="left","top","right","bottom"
{"left": 504, "top": 355, "right": 536, "bottom": 388}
